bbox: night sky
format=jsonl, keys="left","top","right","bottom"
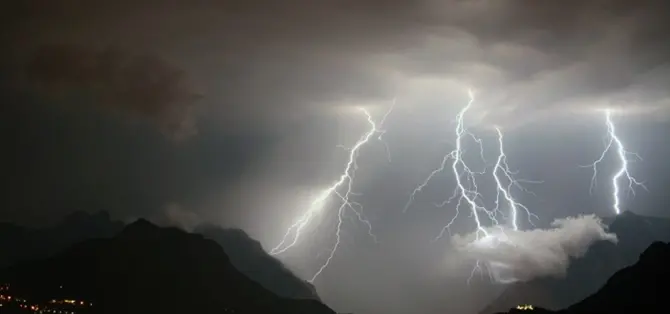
{"left": 2, "top": 1, "right": 670, "bottom": 314}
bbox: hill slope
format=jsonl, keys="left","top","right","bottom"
{"left": 0, "top": 219, "right": 335, "bottom": 314}
{"left": 494, "top": 241, "right": 670, "bottom": 314}
{"left": 481, "top": 212, "right": 670, "bottom": 313}
{"left": 197, "top": 225, "right": 320, "bottom": 300}
{"left": 0, "top": 211, "right": 323, "bottom": 301}
{"left": 566, "top": 241, "right": 670, "bottom": 314}
{"left": 0, "top": 211, "right": 124, "bottom": 268}
{"left": 480, "top": 212, "right": 670, "bottom": 314}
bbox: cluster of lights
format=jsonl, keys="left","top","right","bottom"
{"left": 41, "top": 298, "right": 93, "bottom": 313}
{"left": 0, "top": 294, "right": 26, "bottom": 303}
{"left": 17, "top": 303, "right": 41, "bottom": 311}
{"left": 49, "top": 299, "right": 91, "bottom": 306}
{"left": 0, "top": 284, "right": 92, "bottom": 314}
{"left": 516, "top": 304, "right": 534, "bottom": 311}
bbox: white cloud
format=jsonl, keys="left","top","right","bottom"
{"left": 451, "top": 215, "right": 618, "bottom": 283}
{"left": 164, "top": 203, "right": 202, "bottom": 232}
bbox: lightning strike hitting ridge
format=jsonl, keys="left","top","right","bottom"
{"left": 586, "top": 109, "right": 646, "bottom": 215}
{"left": 270, "top": 106, "right": 392, "bottom": 282}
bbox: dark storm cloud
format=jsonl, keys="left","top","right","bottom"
{"left": 4, "top": 0, "right": 670, "bottom": 132}
{"left": 21, "top": 44, "right": 201, "bottom": 140}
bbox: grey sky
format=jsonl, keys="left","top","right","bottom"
{"left": 2, "top": 1, "right": 670, "bottom": 313}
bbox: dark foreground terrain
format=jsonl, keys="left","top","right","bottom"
{"left": 483, "top": 211, "right": 670, "bottom": 313}
{"left": 0, "top": 219, "right": 334, "bottom": 314}
{"left": 495, "top": 241, "right": 670, "bottom": 314}
{"left": 0, "top": 211, "right": 319, "bottom": 302}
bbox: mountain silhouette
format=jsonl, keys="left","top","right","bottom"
{"left": 482, "top": 212, "right": 670, "bottom": 314}
{"left": 0, "top": 219, "right": 335, "bottom": 314}
{"left": 0, "top": 211, "right": 124, "bottom": 268}
{"left": 494, "top": 241, "right": 670, "bottom": 314}
{"left": 0, "top": 211, "right": 324, "bottom": 301}
{"left": 566, "top": 241, "right": 670, "bottom": 313}
{"left": 196, "top": 224, "right": 320, "bottom": 300}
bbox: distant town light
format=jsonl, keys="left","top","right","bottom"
{"left": 516, "top": 304, "right": 534, "bottom": 310}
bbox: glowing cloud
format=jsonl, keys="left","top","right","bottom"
{"left": 451, "top": 215, "right": 618, "bottom": 283}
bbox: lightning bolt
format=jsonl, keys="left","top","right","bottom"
{"left": 403, "top": 92, "right": 486, "bottom": 216}
{"left": 492, "top": 127, "right": 539, "bottom": 231}
{"left": 585, "top": 109, "right": 646, "bottom": 215}
{"left": 377, "top": 97, "right": 396, "bottom": 163}
{"left": 438, "top": 88, "right": 490, "bottom": 240}
{"left": 404, "top": 88, "right": 538, "bottom": 285}
{"left": 270, "top": 106, "right": 393, "bottom": 282}
{"left": 404, "top": 89, "right": 491, "bottom": 240}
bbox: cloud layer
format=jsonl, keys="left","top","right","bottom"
{"left": 452, "top": 215, "right": 618, "bottom": 283}
{"left": 21, "top": 44, "right": 201, "bottom": 140}
{"left": 5, "top": 0, "right": 670, "bottom": 133}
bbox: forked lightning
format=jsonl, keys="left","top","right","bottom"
{"left": 585, "top": 109, "right": 646, "bottom": 215}
{"left": 404, "top": 89, "right": 539, "bottom": 283}
{"left": 492, "top": 127, "right": 540, "bottom": 231}
{"left": 437, "top": 89, "right": 489, "bottom": 241}
{"left": 406, "top": 89, "right": 536, "bottom": 236}
{"left": 270, "top": 106, "right": 392, "bottom": 282}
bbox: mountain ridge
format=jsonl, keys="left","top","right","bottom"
{"left": 196, "top": 224, "right": 320, "bottom": 300}
{"left": 0, "top": 210, "right": 124, "bottom": 268}
{"left": 493, "top": 241, "right": 670, "bottom": 314}
{"left": 0, "top": 210, "right": 321, "bottom": 302}
{"left": 481, "top": 211, "right": 670, "bottom": 314}
{"left": 0, "top": 219, "right": 335, "bottom": 314}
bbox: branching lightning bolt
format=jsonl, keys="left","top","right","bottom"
{"left": 402, "top": 89, "right": 496, "bottom": 242}
{"left": 377, "top": 97, "right": 396, "bottom": 163}
{"left": 270, "top": 106, "right": 393, "bottom": 282}
{"left": 403, "top": 88, "right": 539, "bottom": 285}
{"left": 492, "top": 127, "right": 539, "bottom": 231}
{"left": 436, "top": 89, "right": 490, "bottom": 240}
{"left": 403, "top": 91, "right": 486, "bottom": 217}
{"left": 585, "top": 109, "right": 646, "bottom": 215}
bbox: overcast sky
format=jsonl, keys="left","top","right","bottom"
{"left": 2, "top": 1, "right": 670, "bottom": 314}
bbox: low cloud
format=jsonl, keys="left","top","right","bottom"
{"left": 22, "top": 44, "right": 202, "bottom": 140}
{"left": 163, "top": 203, "right": 202, "bottom": 232}
{"left": 451, "top": 215, "right": 618, "bottom": 283}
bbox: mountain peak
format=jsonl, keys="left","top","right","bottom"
{"left": 1, "top": 221, "right": 335, "bottom": 314}
{"left": 609, "top": 210, "right": 642, "bottom": 226}
{"left": 480, "top": 214, "right": 670, "bottom": 314}
{"left": 639, "top": 241, "right": 670, "bottom": 265}
{"left": 197, "top": 225, "right": 321, "bottom": 300}
{"left": 125, "top": 218, "right": 157, "bottom": 229}
{"left": 616, "top": 210, "right": 641, "bottom": 220}
{"left": 119, "top": 218, "right": 161, "bottom": 236}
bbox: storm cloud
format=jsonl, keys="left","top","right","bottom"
{"left": 451, "top": 215, "right": 618, "bottom": 283}
{"left": 21, "top": 44, "right": 201, "bottom": 140}
{"left": 4, "top": 0, "right": 670, "bottom": 133}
